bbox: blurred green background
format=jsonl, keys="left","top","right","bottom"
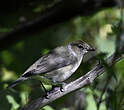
{"left": 0, "top": 0, "right": 124, "bottom": 110}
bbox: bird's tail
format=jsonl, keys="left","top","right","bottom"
{"left": 7, "top": 77, "right": 27, "bottom": 89}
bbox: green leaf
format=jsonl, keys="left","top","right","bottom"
{"left": 6, "top": 95, "right": 20, "bottom": 110}
{"left": 41, "top": 105, "right": 54, "bottom": 110}
{"left": 20, "top": 91, "right": 28, "bottom": 107}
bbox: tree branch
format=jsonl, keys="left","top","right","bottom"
{"left": 21, "top": 53, "right": 124, "bottom": 110}
{"left": 0, "top": 0, "right": 117, "bottom": 50}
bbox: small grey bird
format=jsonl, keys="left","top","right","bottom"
{"left": 7, "top": 40, "right": 95, "bottom": 90}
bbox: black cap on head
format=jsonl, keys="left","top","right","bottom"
{"left": 71, "top": 40, "right": 95, "bottom": 51}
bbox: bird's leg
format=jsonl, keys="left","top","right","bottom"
{"left": 39, "top": 81, "right": 49, "bottom": 99}
{"left": 53, "top": 82, "right": 66, "bottom": 92}
{"left": 98, "top": 59, "right": 101, "bottom": 65}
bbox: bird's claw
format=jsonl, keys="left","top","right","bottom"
{"left": 43, "top": 92, "right": 50, "bottom": 99}
{"left": 42, "top": 82, "right": 67, "bottom": 99}
{"left": 51, "top": 82, "right": 66, "bottom": 92}
{"left": 60, "top": 87, "right": 64, "bottom": 92}
{"left": 60, "top": 82, "right": 66, "bottom": 92}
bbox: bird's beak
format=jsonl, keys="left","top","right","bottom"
{"left": 87, "top": 47, "right": 95, "bottom": 51}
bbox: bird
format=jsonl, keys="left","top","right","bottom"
{"left": 7, "top": 40, "right": 95, "bottom": 93}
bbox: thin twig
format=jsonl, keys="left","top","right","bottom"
{"left": 97, "top": 77, "right": 111, "bottom": 110}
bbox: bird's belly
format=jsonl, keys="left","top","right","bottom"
{"left": 45, "top": 61, "right": 81, "bottom": 83}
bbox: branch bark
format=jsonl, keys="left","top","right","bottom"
{"left": 21, "top": 53, "right": 124, "bottom": 110}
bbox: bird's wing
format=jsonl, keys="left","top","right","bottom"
{"left": 22, "top": 50, "right": 77, "bottom": 77}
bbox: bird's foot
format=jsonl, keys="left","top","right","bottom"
{"left": 39, "top": 81, "right": 50, "bottom": 99}
{"left": 51, "top": 82, "right": 66, "bottom": 92}
{"left": 97, "top": 59, "right": 101, "bottom": 65}
{"left": 59, "top": 82, "right": 66, "bottom": 92}
{"left": 43, "top": 91, "right": 50, "bottom": 99}
{"left": 42, "top": 82, "right": 67, "bottom": 98}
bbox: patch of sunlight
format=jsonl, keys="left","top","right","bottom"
{"left": 86, "top": 88, "right": 107, "bottom": 110}
{"left": 95, "top": 36, "right": 115, "bottom": 56}
{"left": 3, "top": 83, "right": 8, "bottom": 89}
{"left": 1, "top": 68, "right": 17, "bottom": 81}
{"left": 44, "top": 84, "right": 51, "bottom": 90}
{"left": 99, "top": 102, "right": 107, "bottom": 110}
{"left": 116, "top": 58, "right": 124, "bottom": 66}
{"left": 99, "top": 24, "right": 112, "bottom": 39}
{"left": 20, "top": 91, "right": 29, "bottom": 107}
{"left": 86, "top": 93, "right": 97, "bottom": 110}
{"left": 6, "top": 95, "right": 20, "bottom": 110}
{"left": 61, "top": 108, "right": 69, "bottom": 110}
{"left": 94, "top": 9, "right": 121, "bottom": 21}
{"left": 115, "top": 58, "right": 124, "bottom": 77}
{"left": 41, "top": 105, "right": 54, "bottom": 110}
{"left": 85, "top": 88, "right": 96, "bottom": 110}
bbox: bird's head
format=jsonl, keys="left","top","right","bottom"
{"left": 70, "top": 40, "right": 95, "bottom": 55}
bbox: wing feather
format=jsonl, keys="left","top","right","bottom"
{"left": 22, "top": 48, "right": 77, "bottom": 77}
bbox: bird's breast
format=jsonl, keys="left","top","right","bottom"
{"left": 45, "top": 56, "right": 83, "bottom": 82}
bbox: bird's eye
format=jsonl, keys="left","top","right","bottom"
{"left": 78, "top": 45, "right": 83, "bottom": 49}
